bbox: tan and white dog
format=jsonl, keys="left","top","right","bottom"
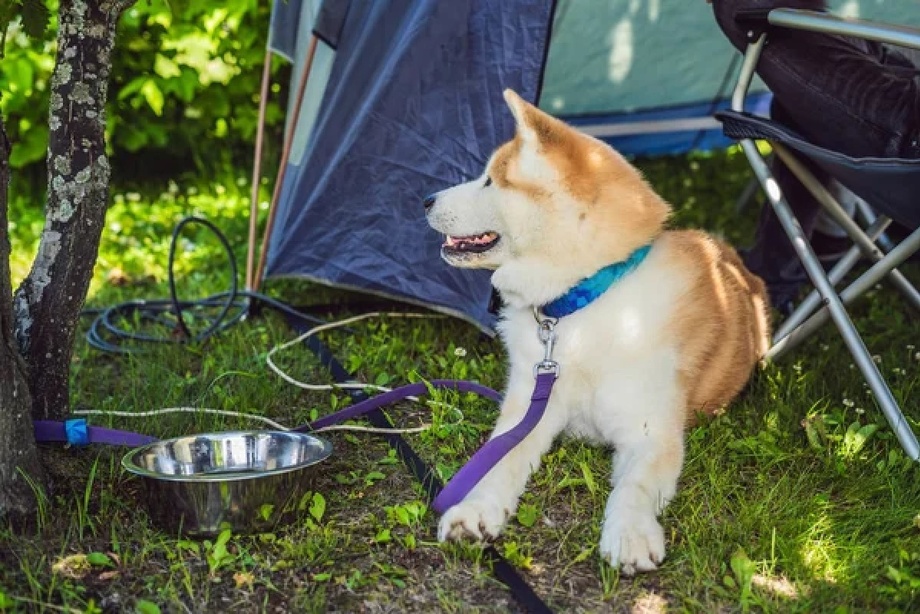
{"left": 424, "top": 89, "right": 771, "bottom": 574}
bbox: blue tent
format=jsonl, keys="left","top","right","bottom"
{"left": 256, "top": 0, "right": 916, "bottom": 332}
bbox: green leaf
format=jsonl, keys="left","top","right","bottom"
{"left": 579, "top": 461, "right": 597, "bottom": 495}
{"left": 214, "top": 528, "right": 232, "bottom": 551}
{"left": 309, "top": 492, "right": 326, "bottom": 523}
{"left": 153, "top": 54, "right": 181, "bottom": 79}
{"left": 176, "top": 539, "right": 200, "bottom": 555}
{"left": 516, "top": 503, "right": 539, "bottom": 528}
{"left": 374, "top": 528, "right": 391, "bottom": 544}
{"left": 803, "top": 417, "right": 824, "bottom": 451}
{"left": 140, "top": 79, "right": 165, "bottom": 116}
{"left": 730, "top": 548, "right": 756, "bottom": 610}
{"left": 258, "top": 503, "right": 274, "bottom": 522}
{"left": 19, "top": 0, "right": 50, "bottom": 39}
{"left": 3, "top": 56, "right": 35, "bottom": 95}
{"left": 86, "top": 552, "right": 114, "bottom": 567}
{"left": 886, "top": 565, "right": 903, "bottom": 584}
{"left": 135, "top": 599, "right": 161, "bottom": 614}
{"left": 364, "top": 470, "right": 385, "bottom": 485}
{"left": 118, "top": 76, "right": 148, "bottom": 101}
{"left": 172, "top": 68, "right": 199, "bottom": 102}
{"left": 0, "top": 588, "right": 15, "bottom": 609}
{"left": 9, "top": 123, "right": 47, "bottom": 168}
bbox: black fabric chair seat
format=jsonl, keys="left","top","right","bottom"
{"left": 716, "top": 109, "right": 920, "bottom": 230}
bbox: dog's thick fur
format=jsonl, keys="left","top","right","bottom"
{"left": 425, "top": 90, "right": 771, "bottom": 574}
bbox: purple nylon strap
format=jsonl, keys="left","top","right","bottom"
{"left": 297, "top": 379, "right": 503, "bottom": 431}
{"left": 31, "top": 375, "right": 555, "bottom": 518}
{"left": 33, "top": 420, "right": 158, "bottom": 447}
{"left": 432, "top": 371, "right": 557, "bottom": 514}
{"left": 31, "top": 380, "right": 501, "bottom": 448}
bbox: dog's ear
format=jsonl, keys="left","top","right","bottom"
{"left": 503, "top": 89, "right": 560, "bottom": 147}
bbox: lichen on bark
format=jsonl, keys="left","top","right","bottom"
{"left": 13, "top": 0, "right": 136, "bottom": 421}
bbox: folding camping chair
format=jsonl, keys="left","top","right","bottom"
{"left": 714, "top": 8, "right": 920, "bottom": 460}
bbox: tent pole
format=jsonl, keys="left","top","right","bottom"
{"left": 252, "top": 34, "right": 319, "bottom": 292}
{"left": 246, "top": 47, "right": 274, "bottom": 292}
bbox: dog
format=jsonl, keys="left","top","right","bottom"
{"left": 424, "top": 89, "right": 771, "bottom": 574}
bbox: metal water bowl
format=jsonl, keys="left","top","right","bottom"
{"left": 122, "top": 431, "right": 332, "bottom": 536}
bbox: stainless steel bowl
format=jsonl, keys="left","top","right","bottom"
{"left": 122, "top": 431, "right": 332, "bottom": 536}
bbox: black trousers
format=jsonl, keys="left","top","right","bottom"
{"left": 711, "top": 0, "right": 920, "bottom": 307}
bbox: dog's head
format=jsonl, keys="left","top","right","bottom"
{"left": 425, "top": 90, "right": 670, "bottom": 288}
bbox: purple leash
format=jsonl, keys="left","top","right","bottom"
{"left": 32, "top": 379, "right": 500, "bottom": 448}
{"left": 32, "top": 374, "right": 556, "bottom": 517}
{"left": 432, "top": 371, "right": 556, "bottom": 513}
{"left": 297, "top": 379, "right": 502, "bottom": 431}
{"left": 32, "top": 314, "right": 562, "bottom": 520}
{"left": 33, "top": 420, "right": 158, "bottom": 447}
{"left": 431, "top": 313, "right": 561, "bottom": 513}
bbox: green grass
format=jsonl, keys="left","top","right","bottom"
{"left": 2, "top": 147, "right": 919, "bottom": 612}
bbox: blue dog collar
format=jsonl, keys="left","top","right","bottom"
{"left": 540, "top": 244, "right": 652, "bottom": 318}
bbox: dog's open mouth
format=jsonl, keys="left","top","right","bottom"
{"left": 442, "top": 232, "right": 500, "bottom": 254}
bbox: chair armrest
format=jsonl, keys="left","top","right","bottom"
{"left": 767, "top": 8, "right": 920, "bottom": 51}
{"left": 734, "top": 8, "right": 774, "bottom": 40}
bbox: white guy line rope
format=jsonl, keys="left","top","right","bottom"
{"left": 77, "top": 311, "right": 460, "bottom": 437}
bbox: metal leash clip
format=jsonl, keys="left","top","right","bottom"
{"left": 533, "top": 309, "right": 560, "bottom": 378}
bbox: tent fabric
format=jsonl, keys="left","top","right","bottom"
{"left": 268, "top": 0, "right": 336, "bottom": 169}
{"left": 266, "top": 0, "right": 304, "bottom": 62}
{"left": 312, "top": 0, "right": 350, "bottom": 49}
{"left": 265, "top": 0, "right": 556, "bottom": 332}
{"left": 262, "top": 0, "right": 920, "bottom": 333}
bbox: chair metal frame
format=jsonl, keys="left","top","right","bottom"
{"left": 729, "top": 8, "right": 920, "bottom": 460}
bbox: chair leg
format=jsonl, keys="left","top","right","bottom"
{"left": 770, "top": 228, "right": 920, "bottom": 359}
{"left": 773, "top": 145, "right": 920, "bottom": 313}
{"left": 854, "top": 199, "right": 896, "bottom": 253}
{"left": 774, "top": 216, "right": 891, "bottom": 343}
{"left": 738, "top": 138, "right": 920, "bottom": 461}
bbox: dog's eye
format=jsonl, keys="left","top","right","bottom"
{"left": 484, "top": 176, "right": 492, "bottom": 187}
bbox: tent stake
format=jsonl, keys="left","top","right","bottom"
{"left": 246, "top": 47, "right": 274, "bottom": 292}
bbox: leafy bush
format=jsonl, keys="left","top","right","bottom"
{"left": 1, "top": 0, "right": 288, "bottom": 177}
{"left": 0, "top": 0, "right": 55, "bottom": 168}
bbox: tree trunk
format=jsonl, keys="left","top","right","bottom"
{"left": 0, "top": 112, "right": 43, "bottom": 519}
{"left": 13, "top": 0, "right": 134, "bottom": 421}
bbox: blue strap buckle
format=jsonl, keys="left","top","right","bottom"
{"left": 64, "top": 418, "right": 90, "bottom": 447}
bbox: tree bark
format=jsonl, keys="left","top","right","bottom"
{"left": 13, "top": 0, "right": 134, "bottom": 421}
{"left": 0, "top": 112, "right": 43, "bottom": 519}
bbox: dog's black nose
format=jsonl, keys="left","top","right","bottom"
{"left": 423, "top": 195, "right": 436, "bottom": 211}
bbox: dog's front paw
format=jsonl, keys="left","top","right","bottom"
{"left": 437, "top": 496, "right": 511, "bottom": 543}
{"left": 599, "top": 509, "right": 666, "bottom": 575}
